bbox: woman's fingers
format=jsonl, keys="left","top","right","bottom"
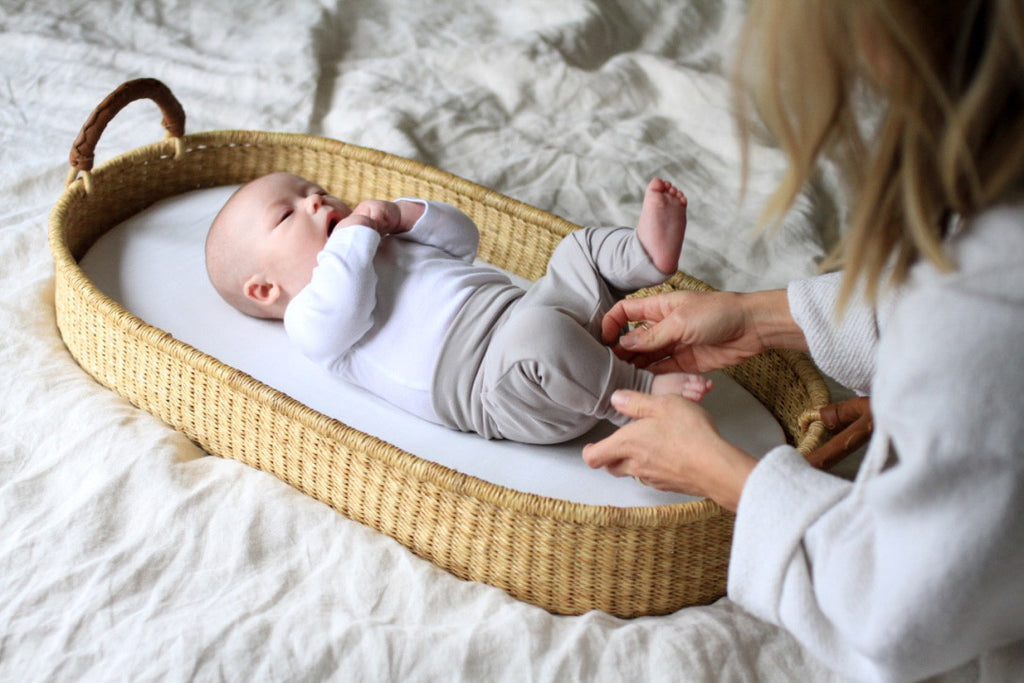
{"left": 601, "top": 298, "right": 652, "bottom": 344}
{"left": 582, "top": 392, "right": 666, "bottom": 471}
{"left": 581, "top": 425, "right": 630, "bottom": 471}
{"left": 622, "top": 319, "right": 694, "bottom": 360}
{"left": 600, "top": 292, "right": 689, "bottom": 345}
{"left": 609, "top": 389, "right": 657, "bottom": 419}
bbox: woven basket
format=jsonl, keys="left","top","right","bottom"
{"left": 49, "top": 79, "right": 832, "bottom": 617}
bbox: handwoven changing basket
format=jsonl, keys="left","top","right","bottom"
{"left": 50, "top": 79, "right": 833, "bottom": 618}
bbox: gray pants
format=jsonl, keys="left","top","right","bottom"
{"left": 431, "top": 226, "right": 666, "bottom": 444}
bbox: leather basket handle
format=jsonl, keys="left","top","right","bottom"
{"left": 801, "top": 396, "right": 873, "bottom": 470}
{"left": 67, "top": 78, "right": 185, "bottom": 185}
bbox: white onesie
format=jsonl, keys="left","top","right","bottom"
{"left": 283, "top": 199, "right": 510, "bottom": 423}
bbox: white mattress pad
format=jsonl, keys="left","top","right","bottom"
{"left": 79, "top": 186, "right": 785, "bottom": 507}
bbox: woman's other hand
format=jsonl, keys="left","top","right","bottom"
{"left": 581, "top": 390, "right": 757, "bottom": 512}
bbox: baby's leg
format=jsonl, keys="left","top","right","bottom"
{"left": 651, "top": 373, "right": 713, "bottom": 402}
{"left": 478, "top": 306, "right": 654, "bottom": 444}
{"left": 637, "top": 178, "right": 687, "bottom": 275}
{"left": 515, "top": 179, "right": 686, "bottom": 333}
{"left": 521, "top": 226, "right": 665, "bottom": 339}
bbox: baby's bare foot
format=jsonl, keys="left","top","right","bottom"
{"left": 651, "top": 372, "right": 712, "bottom": 402}
{"left": 637, "top": 178, "right": 687, "bottom": 275}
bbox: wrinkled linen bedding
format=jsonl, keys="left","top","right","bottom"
{"left": 1, "top": 1, "right": 848, "bottom": 680}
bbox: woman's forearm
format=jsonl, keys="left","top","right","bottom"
{"left": 743, "top": 289, "right": 809, "bottom": 353}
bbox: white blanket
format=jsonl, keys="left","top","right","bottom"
{"left": 0, "top": 1, "right": 848, "bottom": 680}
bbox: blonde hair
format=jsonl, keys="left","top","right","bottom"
{"left": 733, "top": 0, "right": 1024, "bottom": 309}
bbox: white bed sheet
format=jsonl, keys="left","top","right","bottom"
{"left": 0, "top": 1, "right": 850, "bottom": 680}
{"left": 79, "top": 184, "right": 785, "bottom": 508}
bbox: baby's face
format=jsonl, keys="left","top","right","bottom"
{"left": 230, "top": 172, "right": 352, "bottom": 295}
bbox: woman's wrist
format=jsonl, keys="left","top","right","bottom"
{"left": 710, "top": 443, "right": 757, "bottom": 512}
{"left": 744, "top": 289, "right": 809, "bottom": 353}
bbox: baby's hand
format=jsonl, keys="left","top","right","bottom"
{"left": 352, "top": 200, "right": 403, "bottom": 235}
{"left": 337, "top": 213, "right": 381, "bottom": 234}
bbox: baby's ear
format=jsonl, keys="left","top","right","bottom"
{"left": 243, "top": 275, "right": 282, "bottom": 308}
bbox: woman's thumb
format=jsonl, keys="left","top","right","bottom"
{"left": 621, "top": 318, "right": 676, "bottom": 353}
{"left": 610, "top": 390, "right": 656, "bottom": 419}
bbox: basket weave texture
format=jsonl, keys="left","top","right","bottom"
{"left": 49, "top": 91, "right": 830, "bottom": 617}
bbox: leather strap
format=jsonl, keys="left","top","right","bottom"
{"left": 803, "top": 396, "right": 873, "bottom": 470}
{"left": 69, "top": 78, "right": 185, "bottom": 173}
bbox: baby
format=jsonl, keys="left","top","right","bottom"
{"left": 206, "top": 171, "right": 711, "bottom": 444}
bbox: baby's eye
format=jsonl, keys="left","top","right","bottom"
{"left": 278, "top": 208, "right": 293, "bottom": 224}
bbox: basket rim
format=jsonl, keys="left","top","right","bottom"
{"left": 49, "top": 128, "right": 824, "bottom": 529}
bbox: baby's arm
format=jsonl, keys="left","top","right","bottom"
{"left": 392, "top": 200, "right": 480, "bottom": 262}
{"left": 283, "top": 226, "right": 381, "bottom": 369}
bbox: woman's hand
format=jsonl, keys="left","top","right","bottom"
{"left": 601, "top": 289, "right": 808, "bottom": 374}
{"left": 581, "top": 390, "right": 757, "bottom": 511}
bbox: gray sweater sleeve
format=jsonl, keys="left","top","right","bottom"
{"left": 787, "top": 271, "right": 879, "bottom": 394}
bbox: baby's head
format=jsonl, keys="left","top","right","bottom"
{"left": 206, "top": 172, "right": 352, "bottom": 319}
